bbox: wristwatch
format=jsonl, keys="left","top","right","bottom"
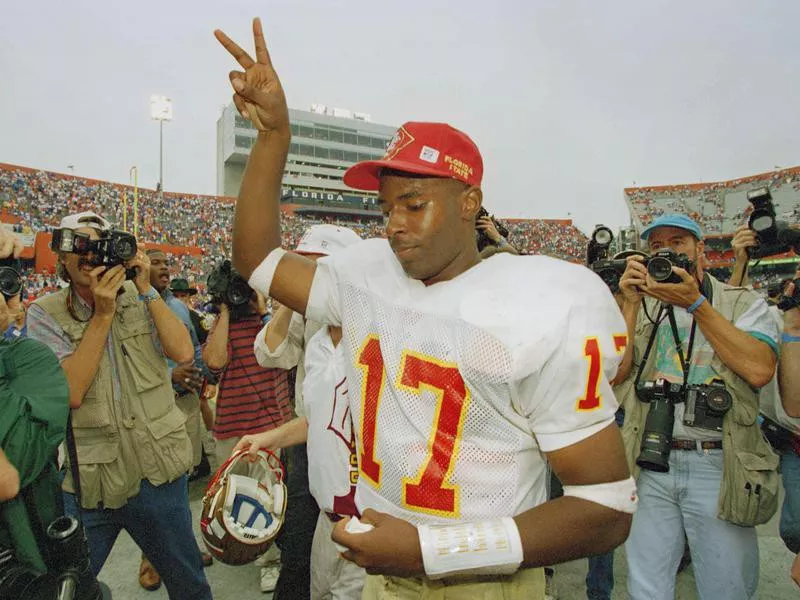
{"left": 138, "top": 287, "right": 161, "bottom": 304}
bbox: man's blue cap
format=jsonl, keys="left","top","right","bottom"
{"left": 640, "top": 214, "right": 703, "bottom": 241}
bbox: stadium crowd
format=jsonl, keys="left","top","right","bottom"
{"left": 0, "top": 163, "right": 589, "bottom": 304}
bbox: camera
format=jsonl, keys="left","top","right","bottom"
{"left": 207, "top": 259, "right": 253, "bottom": 309}
{"left": 0, "top": 516, "right": 105, "bottom": 600}
{"left": 644, "top": 249, "right": 694, "bottom": 284}
{"left": 682, "top": 379, "right": 732, "bottom": 432}
{"left": 475, "top": 207, "right": 510, "bottom": 252}
{"left": 746, "top": 187, "right": 800, "bottom": 258}
{"left": 635, "top": 379, "right": 684, "bottom": 473}
{"left": 586, "top": 226, "right": 648, "bottom": 292}
{"left": 0, "top": 258, "right": 23, "bottom": 300}
{"left": 51, "top": 228, "right": 138, "bottom": 280}
{"left": 777, "top": 278, "right": 800, "bottom": 312}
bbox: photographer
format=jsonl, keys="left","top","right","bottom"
{"left": 615, "top": 214, "right": 779, "bottom": 600}
{"left": 476, "top": 210, "right": 518, "bottom": 258}
{"left": 26, "top": 212, "right": 212, "bottom": 600}
{"left": 778, "top": 271, "right": 800, "bottom": 587}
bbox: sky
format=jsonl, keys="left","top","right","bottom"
{"left": 1, "top": 0, "right": 799, "bottom": 234}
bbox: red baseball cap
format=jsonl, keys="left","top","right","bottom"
{"left": 343, "top": 122, "right": 483, "bottom": 191}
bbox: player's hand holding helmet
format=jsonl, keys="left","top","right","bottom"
{"left": 200, "top": 448, "right": 287, "bottom": 566}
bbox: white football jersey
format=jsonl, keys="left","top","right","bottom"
{"left": 305, "top": 239, "right": 627, "bottom": 526}
{"left": 303, "top": 327, "right": 360, "bottom": 515}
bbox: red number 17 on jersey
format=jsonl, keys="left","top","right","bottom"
{"left": 355, "top": 332, "right": 627, "bottom": 518}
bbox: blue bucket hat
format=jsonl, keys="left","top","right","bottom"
{"left": 640, "top": 214, "right": 702, "bottom": 241}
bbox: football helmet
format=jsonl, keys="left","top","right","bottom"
{"left": 200, "top": 448, "right": 286, "bottom": 565}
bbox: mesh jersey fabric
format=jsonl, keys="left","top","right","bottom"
{"left": 305, "top": 238, "right": 626, "bottom": 525}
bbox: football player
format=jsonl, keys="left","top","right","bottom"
{"left": 215, "top": 18, "right": 637, "bottom": 598}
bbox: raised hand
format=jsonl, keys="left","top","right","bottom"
{"left": 214, "top": 18, "right": 289, "bottom": 135}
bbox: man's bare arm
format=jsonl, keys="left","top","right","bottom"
{"left": 215, "top": 18, "right": 317, "bottom": 315}
{"left": 515, "top": 424, "right": 633, "bottom": 566}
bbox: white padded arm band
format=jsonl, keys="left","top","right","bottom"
{"left": 417, "top": 517, "right": 523, "bottom": 579}
{"left": 562, "top": 476, "right": 638, "bottom": 514}
{"left": 247, "top": 248, "right": 287, "bottom": 297}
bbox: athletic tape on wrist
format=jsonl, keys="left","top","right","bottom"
{"left": 417, "top": 517, "right": 523, "bottom": 579}
{"left": 247, "top": 248, "right": 287, "bottom": 298}
{"left": 562, "top": 476, "right": 638, "bottom": 514}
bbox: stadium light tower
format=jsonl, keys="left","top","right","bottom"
{"left": 150, "top": 95, "right": 173, "bottom": 195}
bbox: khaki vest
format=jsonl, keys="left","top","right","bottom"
{"left": 35, "top": 282, "right": 192, "bottom": 509}
{"left": 618, "top": 275, "right": 779, "bottom": 527}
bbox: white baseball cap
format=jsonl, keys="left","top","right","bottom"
{"left": 58, "top": 211, "right": 111, "bottom": 231}
{"left": 295, "top": 224, "right": 362, "bottom": 256}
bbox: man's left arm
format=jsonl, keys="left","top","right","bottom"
{"left": 644, "top": 268, "right": 776, "bottom": 389}
{"left": 331, "top": 424, "right": 632, "bottom": 577}
{"left": 128, "top": 252, "right": 193, "bottom": 364}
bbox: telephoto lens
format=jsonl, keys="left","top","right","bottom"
{"left": 46, "top": 516, "right": 103, "bottom": 600}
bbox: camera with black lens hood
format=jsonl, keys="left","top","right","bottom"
{"left": 207, "top": 259, "right": 254, "bottom": 313}
{"left": 0, "top": 258, "right": 23, "bottom": 300}
{"left": 475, "top": 207, "right": 510, "bottom": 252}
{"left": 682, "top": 379, "right": 732, "bottom": 432}
{"left": 0, "top": 516, "right": 107, "bottom": 600}
{"left": 635, "top": 379, "right": 684, "bottom": 473}
{"left": 51, "top": 228, "right": 138, "bottom": 280}
{"left": 644, "top": 249, "right": 694, "bottom": 284}
{"left": 746, "top": 187, "right": 800, "bottom": 258}
{"left": 587, "top": 226, "right": 622, "bottom": 290}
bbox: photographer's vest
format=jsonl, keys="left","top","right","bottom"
{"left": 618, "top": 274, "right": 780, "bottom": 527}
{"left": 34, "top": 282, "right": 192, "bottom": 510}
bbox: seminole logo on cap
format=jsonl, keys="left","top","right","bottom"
{"left": 383, "top": 126, "right": 415, "bottom": 160}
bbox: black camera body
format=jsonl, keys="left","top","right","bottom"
{"left": 777, "top": 278, "right": 800, "bottom": 312}
{"left": 51, "top": 228, "right": 138, "bottom": 280}
{"left": 635, "top": 377, "right": 731, "bottom": 472}
{"left": 747, "top": 187, "right": 800, "bottom": 258}
{"left": 90, "top": 231, "right": 137, "bottom": 272}
{"left": 635, "top": 379, "right": 683, "bottom": 473}
{"left": 0, "top": 516, "right": 105, "bottom": 600}
{"left": 644, "top": 249, "right": 694, "bottom": 284}
{"left": 683, "top": 379, "right": 732, "bottom": 432}
{"left": 475, "top": 207, "right": 510, "bottom": 253}
{"left": 207, "top": 260, "right": 253, "bottom": 309}
{"left": 590, "top": 258, "right": 629, "bottom": 293}
{"left": 0, "top": 258, "right": 23, "bottom": 300}
{"left": 586, "top": 225, "right": 638, "bottom": 293}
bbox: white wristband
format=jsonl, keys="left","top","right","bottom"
{"left": 562, "top": 476, "right": 638, "bottom": 514}
{"left": 417, "top": 517, "right": 523, "bottom": 579}
{"left": 247, "top": 247, "right": 287, "bottom": 298}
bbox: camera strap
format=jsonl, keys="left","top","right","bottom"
{"left": 65, "top": 413, "right": 83, "bottom": 506}
{"left": 634, "top": 302, "right": 666, "bottom": 391}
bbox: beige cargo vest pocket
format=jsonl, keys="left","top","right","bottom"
{"left": 68, "top": 430, "right": 121, "bottom": 509}
{"left": 718, "top": 446, "right": 779, "bottom": 527}
{"left": 114, "top": 308, "right": 173, "bottom": 422}
{"left": 135, "top": 406, "right": 193, "bottom": 485}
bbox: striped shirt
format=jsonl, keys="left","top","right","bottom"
{"left": 209, "top": 314, "right": 292, "bottom": 440}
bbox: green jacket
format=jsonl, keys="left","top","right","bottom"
{"left": 35, "top": 283, "right": 192, "bottom": 510}
{"left": 618, "top": 275, "right": 780, "bottom": 527}
{"left": 0, "top": 337, "right": 70, "bottom": 572}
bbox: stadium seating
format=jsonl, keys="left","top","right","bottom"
{"left": 0, "top": 163, "right": 589, "bottom": 302}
